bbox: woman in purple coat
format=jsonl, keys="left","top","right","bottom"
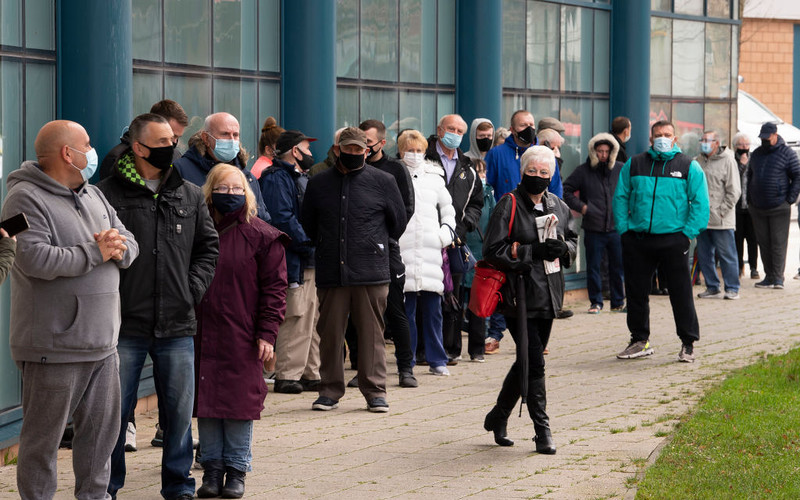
{"left": 196, "top": 164, "right": 288, "bottom": 498}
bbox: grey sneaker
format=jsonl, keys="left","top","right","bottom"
{"left": 724, "top": 290, "right": 740, "bottom": 300}
{"left": 616, "top": 340, "right": 654, "bottom": 359}
{"left": 124, "top": 422, "right": 137, "bottom": 452}
{"left": 697, "top": 288, "right": 722, "bottom": 299}
{"left": 678, "top": 344, "right": 695, "bottom": 363}
{"left": 429, "top": 365, "right": 450, "bottom": 376}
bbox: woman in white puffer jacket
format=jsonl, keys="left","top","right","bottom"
{"left": 398, "top": 130, "right": 456, "bottom": 376}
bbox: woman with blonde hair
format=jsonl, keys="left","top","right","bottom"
{"left": 195, "top": 164, "right": 288, "bottom": 498}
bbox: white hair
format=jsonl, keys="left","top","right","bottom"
{"left": 732, "top": 131, "right": 752, "bottom": 148}
{"left": 519, "top": 146, "right": 556, "bottom": 177}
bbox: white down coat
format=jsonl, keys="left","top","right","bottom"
{"left": 400, "top": 160, "right": 456, "bottom": 294}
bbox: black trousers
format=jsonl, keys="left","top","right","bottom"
{"left": 345, "top": 275, "right": 413, "bottom": 373}
{"left": 463, "top": 287, "right": 487, "bottom": 357}
{"left": 622, "top": 232, "right": 699, "bottom": 345}
{"left": 749, "top": 203, "right": 791, "bottom": 284}
{"left": 442, "top": 273, "right": 464, "bottom": 359}
{"left": 496, "top": 316, "right": 552, "bottom": 411}
{"left": 735, "top": 210, "right": 759, "bottom": 272}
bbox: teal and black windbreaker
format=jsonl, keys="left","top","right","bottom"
{"left": 613, "top": 145, "right": 709, "bottom": 239}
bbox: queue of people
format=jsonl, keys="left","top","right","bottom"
{"left": 3, "top": 97, "right": 798, "bottom": 500}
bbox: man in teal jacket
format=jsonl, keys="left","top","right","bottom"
{"left": 613, "top": 120, "right": 709, "bottom": 363}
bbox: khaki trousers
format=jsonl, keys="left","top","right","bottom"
{"left": 317, "top": 284, "right": 389, "bottom": 401}
{"left": 275, "top": 268, "right": 321, "bottom": 381}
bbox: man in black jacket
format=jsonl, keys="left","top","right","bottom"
{"left": 302, "top": 127, "right": 407, "bottom": 413}
{"left": 563, "top": 132, "right": 625, "bottom": 313}
{"left": 425, "top": 114, "right": 483, "bottom": 362}
{"left": 611, "top": 116, "right": 631, "bottom": 164}
{"left": 98, "top": 113, "right": 219, "bottom": 500}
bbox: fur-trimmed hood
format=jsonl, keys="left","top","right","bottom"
{"left": 588, "top": 132, "right": 619, "bottom": 169}
{"left": 187, "top": 131, "right": 249, "bottom": 166}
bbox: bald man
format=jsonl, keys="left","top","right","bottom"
{"left": 1, "top": 120, "right": 139, "bottom": 499}
{"left": 174, "top": 111, "right": 271, "bottom": 221}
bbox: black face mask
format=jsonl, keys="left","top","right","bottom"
{"left": 141, "top": 143, "right": 175, "bottom": 170}
{"left": 339, "top": 151, "right": 365, "bottom": 171}
{"left": 516, "top": 126, "right": 535, "bottom": 145}
{"left": 211, "top": 193, "right": 245, "bottom": 214}
{"left": 476, "top": 137, "right": 492, "bottom": 152}
{"left": 367, "top": 144, "right": 381, "bottom": 159}
{"left": 295, "top": 149, "right": 314, "bottom": 171}
{"left": 735, "top": 148, "right": 749, "bottom": 161}
{"left": 521, "top": 174, "right": 550, "bottom": 195}
{"left": 761, "top": 139, "right": 771, "bottom": 149}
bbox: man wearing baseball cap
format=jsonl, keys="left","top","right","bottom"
{"left": 746, "top": 121, "right": 800, "bottom": 289}
{"left": 301, "top": 127, "right": 408, "bottom": 413}
{"left": 260, "top": 130, "right": 321, "bottom": 394}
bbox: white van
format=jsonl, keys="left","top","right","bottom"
{"left": 737, "top": 90, "right": 800, "bottom": 158}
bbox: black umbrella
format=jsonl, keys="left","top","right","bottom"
{"left": 516, "top": 272, "right": 528, "bottom": 417}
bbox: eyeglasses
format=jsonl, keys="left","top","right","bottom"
{"left": 212, "top": 185, "right": 246, "bottom": 195}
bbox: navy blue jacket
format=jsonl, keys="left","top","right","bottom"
{"left": 260, "top": 159, "right": 313, "bottom": 284}
{"left": 747, "top": 136, "right": 800, "bottom": 210}
{"left": 563, "top": 158, "right": 623, "bottom": 233}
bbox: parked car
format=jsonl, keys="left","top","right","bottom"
{"left": 738, "top": 90, "right": 800, "bottom": 158}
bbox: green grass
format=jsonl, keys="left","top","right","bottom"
{"left": 636, "top": 348, "right": 800, "bottom": 499}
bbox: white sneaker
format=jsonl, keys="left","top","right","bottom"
{"left": 429, "top": 365, "right": 450, "bottom": 376}
{"left": 124, "top": 422, "right": 137, "bottom": 452}
{"left": 724, "top": 290, "right": 740, "bottom": 300}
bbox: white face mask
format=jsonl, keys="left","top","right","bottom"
{"left": 403, "top": 152, "right": 425, "bottom": 167}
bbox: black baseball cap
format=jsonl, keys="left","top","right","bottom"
{"left": 275, "top": 130, "right": 316, "bottom": 156}
{"left": 758, "top": 122, "right": 777, "bottom": 139}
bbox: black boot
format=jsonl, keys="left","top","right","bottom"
{"left": 221, "top": 466, "right": 246, "bottom": 498}
{"left": 483, "top": 405, "right": 514, "bottom": 446}
{"left": 527, "top": 377, "right": 556, "bottom": 455}
{"left": 196, "top": 459, "right": 224, "bottom": 498}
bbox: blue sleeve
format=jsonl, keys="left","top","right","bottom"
{"left": 548, "top": 162, "right": 563, "bottom": 198}
{"left": 485, "top": 149, "right": 500, "bottom": 201}
{"left": 786, "top": 148, "right": 800, "bottom": 204}
{"left": 251, "top": 178, "right": 271, "bottom": 223}
{"left": 261, "top": 175, "right": 311, "bottom": 255}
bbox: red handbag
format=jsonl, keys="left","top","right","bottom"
{"left": 468, "top": 193, "right": 517, "bottom": 318}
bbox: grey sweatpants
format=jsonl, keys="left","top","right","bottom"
{"left": 17, "top": 353, "right": 120, "bottom": 500}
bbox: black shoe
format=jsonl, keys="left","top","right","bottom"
{"left": 367, "top": 397, "right": 389, "bottom": 413}
{"left": 170, "top": 495, "right": 195, "bottom": 500}
{"left": 273, "top": 379, "right": 303, "bottom": 394}
{"left": 347, "top": 375, "right": 359, "bottom": 388}
{"left": 300, "top": 378, "right": 321, "bottom": 391}
{"left": 196, "top": 459, "right": 224, "bottom": 498}
{"left": 484, "top": 406, "right": 514, "bottom": 446}
{"left": 59, "top": 426, "right": 74, "bottom": 449}
{"left": 556, "top": 309, "right": 573, "bottom": 319}
{"left": 399, "top": 371, "right": 418, "bottom": 388}
{"left": 446, "top": 356, "right": 459, "bottom": 366}
{"left": 221, "top": 467, "right": 245, "bottom": 498}
{"left": 151, "top": 423, "right": 164, "bottom": 447}
{"left": 311, "top": 396, "right": 339, "bottom": 411}
{"left": 527, "top": 377, "right": 556, "bottom": 455}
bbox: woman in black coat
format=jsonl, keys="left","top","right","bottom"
{"left": 481, "top": 145, "right": 578, "bottom": 454}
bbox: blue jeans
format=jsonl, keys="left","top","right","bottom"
{"left": 109, "top": 336, "right": 196, "bottom": 499}
{"left": 584, "top": 230, "right": 625, "bottom": 308}
{"left": 487, "top": 313, "right": 506, "bottom": 341}
{"left": 197, "top": 418, "right": 253, "bottom": 473}
{"left": 405, "top": 291, "right": 448, "bottom": 368}
{"left": 697, "top": 229, "right": 740, "bottom": 292}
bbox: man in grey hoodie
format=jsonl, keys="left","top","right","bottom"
{"left": 1, "top": 120, "right": 139, "bottom": 500}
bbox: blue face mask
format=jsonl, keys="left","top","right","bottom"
{"left": 209, "top": 134, "right": 240, "bottom": 162}
{"left": 211, "top": 193, "right": 245, "bottom": 214}
{"left": 653, "top": 137, "right": 674, "bottom": 153}
{"left": 69, "top": 147, "right": 98, "bottom": 182}
{"left": 700, "top": 142, "right": 713, "bottom": 155}
{"left": 441, "top": 131, "right": 463, "bottom": 150}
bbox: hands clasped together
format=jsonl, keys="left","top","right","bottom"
{"left": 94, "top": 228, "right": 128, "bottom": 262}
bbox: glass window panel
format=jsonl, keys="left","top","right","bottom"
{"left": 593, "top": 99, "right": 610, "bottom": 142}
{"left": 436, "top": 0, "right": 455, "bottom": 84}
{"left": 593, "top": 10, "right": 610, "bottom": 93}
{"left": 527, "top": 1, "right": 559, "bottom": 91}
{"left": 361, "top": 89, "right": 399, "bottom": 139}
{"left": 258, "top": 81, "right": 280, "bottom": 134}
{"left": 650, "top": 99, "right": 672, "bottom": 127}
{"left": 24, "top": 0, "right": 54, "bottom": 50}
{"left": 560, "top": 98, "right": 592, "bottom": 177}
{"left": 0, "top": 61, "right": 23, "bottom": 182}
{"left": 24, "top": 63, "right": 54, "bottom": 159}
{"left": 213, "top": 79, "right": 257, "bottom": 163}
{"left": 132, "top": 0, "right": 162, "bottom": 61}
{"left": 528, "top": 96, "right": 559, "bottom": 126}
{"left": 398, "top": 91, "right": 437, "bottom": 142}
{"left": 214, "top": 0, "right": 257, "bottom": 71}
{"left": 165, "top": 73, "right": 212, "bottom": 144}
{"left": 704, "top": 103, "right": 730, "bottom": 144}
{"left": 436, "top": 93, "right": 454, "bottom": 124}
{"left": 673, "top": 101, "right": 704, "bottom": 157}
{"left": 133, "top": 71, "right": 163, "bottom": 116}
{"left": 361, "top": 0, "right": 398, "bottom": 81}
{"left": 337, "top": 87, "right": 359, "bottom": 128}
{"left": 651, "top": 0, "right": 670, "bottom": 11}
{"left": 337, "top": 0, "right": 359, "bottom": 78}
{"left": 708, "top": 0, "right": 730, "bottom": 18}
{"left": 0, "top": 1, "right": 21, "bottom": 47}
{"left": 705, "top": 23, "right": 731, "bottom": 99}
{"left": 561, "top": 6, "right": 593, "bottom": 93}
{"left": 165, "top": 0, "right": 210, "bottom": 66}
{"left": 731, "top": 25, "right": 739, "bottom": 97}
{"left": 672, "top": 20, "right": 704, "bottom": 97}
{"left": 674, "top": 0, "right": 703, "bottom": 16}
{"left": 503, "top": 94, "right": 527, "bottom": 126}
{"left": 258, "top": 0, "right": 280, "bottom": 72}
{"left": 650, "top": 17, "right": 672, "bottom": 96}
{"left": 399, "top": 0, "right": 436, "bottom": 84}
{"left": 502, "top": 0, "right": 525, "bottom": 89}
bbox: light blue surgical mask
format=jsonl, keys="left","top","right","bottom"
{"left": 700, "top": 142, "right": 713, "bottom": 155}
{"left": 209, "top": 134, "right": 240, "bottom": 162}
{"left": 69, "top": 147, "right": 98, "bottom": 182}
{"left": 441, "top": 131, "right": 462, "bottom": 150}
{"left": 653, "top": 137, "right": 674, "bottom": 153}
